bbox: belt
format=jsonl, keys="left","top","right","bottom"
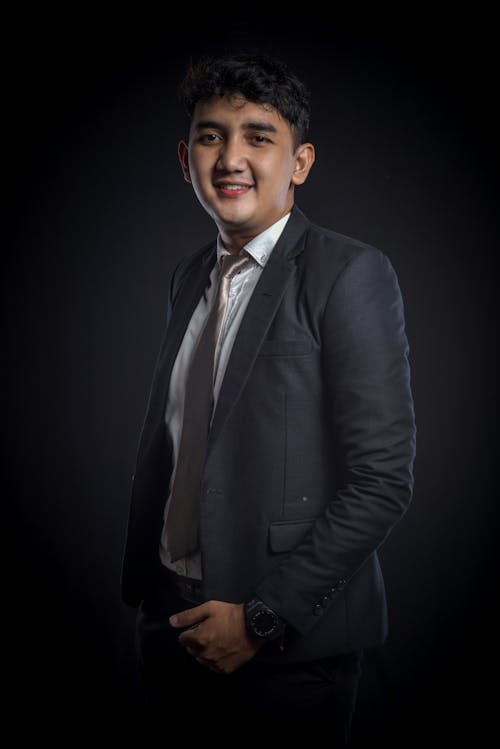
{"left": 165, "top": 568, "right": 205, "bottom": 604}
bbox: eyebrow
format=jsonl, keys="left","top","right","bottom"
{"left": 195, "top": 119, "right": 279, "bottom": 134}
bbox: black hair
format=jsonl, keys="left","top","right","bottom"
{"left": 179, "top": 53, "right": 310, "bottom": 149}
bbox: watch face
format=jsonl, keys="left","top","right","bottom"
{"left": 252, "top": 609, "right": 277, "bottom": 637}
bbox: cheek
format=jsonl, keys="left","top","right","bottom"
{"left": 188, "top": 151, "right": 212, "bottom": 181}
{"left": 190, "top": 170, "right": 213, "bottom": 199}
{"left": 269, "top": 169, "right": 294, "bottom": 200}
{"left": 261, "top": 157, "right": 294, "bottom": 190}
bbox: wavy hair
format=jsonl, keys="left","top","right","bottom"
{"left": 179, "top": 53, "right": 310, "bottom": 149}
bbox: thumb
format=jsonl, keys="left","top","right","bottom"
{"left": 169, "top": 602, "right": 210, "bottom": 628}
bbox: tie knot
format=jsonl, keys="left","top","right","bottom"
{"left": 220, "top": 253, "right": 250, "bottom": 280}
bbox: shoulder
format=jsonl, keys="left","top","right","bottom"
{"left": 303, "top": 217, "right": 385, "bottom": 267}
{"left": 169, "top": 240, "right": 216, "bottom": 299}
{"left": 173, "top": 239, "right": 216, "bottom": 276}
{"left": 296, "top": 212, "right": 394, "bottom": 290}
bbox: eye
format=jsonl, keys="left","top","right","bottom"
{"left": 198, "top": 133, "right": 221, "bottom": 143}
{"left": 251, "top": 134, "right": 271, "bottom": 145}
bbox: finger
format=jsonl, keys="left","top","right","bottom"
{"left": 178, "top": 629, "right": 202, "bottom": 648}
{"left": 195, "top": 657, "right": 223, "bottom": 674}
{"left": 169, "top": 603, "right": 209, "bottom": 629}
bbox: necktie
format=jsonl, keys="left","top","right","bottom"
{"left": 166, "top": 252, "right": 251, "bottom": 562}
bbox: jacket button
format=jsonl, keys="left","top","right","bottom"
{"left": 321, "top": 595, "right": 329, "bottom": 608}
{"left": 337, "top": 579, "right": 347, "bottom": 590}
{"left": 312, "top": 603, "right": 322, "bottom": 616}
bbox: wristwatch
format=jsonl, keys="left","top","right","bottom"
{"left": 244, "top": 597, "right": 286, "bottom": 642}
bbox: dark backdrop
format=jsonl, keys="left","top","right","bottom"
{"left": 4, "top": 11, "right": 498, "bottom": 745}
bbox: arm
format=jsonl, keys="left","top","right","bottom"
{"left": 254, "top": 247, "right": 416, "bottom": 635}
{"left": 120, "top": 256, "right": 187, "bottom": 608}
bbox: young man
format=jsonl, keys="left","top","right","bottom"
{"left": 121, "top": 53, "right": 416, "bottom": 740}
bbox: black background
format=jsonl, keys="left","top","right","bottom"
{"left": 4, "top": 9, "right": 498, "bottom": 744}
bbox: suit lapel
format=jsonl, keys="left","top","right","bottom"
{"left": 154, "top": 244, "right": 217, "bottom": 419}
{"left": 207, "top": 206, "right": 309, "bottom": 453}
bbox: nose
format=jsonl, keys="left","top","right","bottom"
{"left": 216, "top": 136, "right": 247, "bottom": 172}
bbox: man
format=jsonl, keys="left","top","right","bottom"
{"left": 121, "top": 53, "right": 416, "bottom": 740}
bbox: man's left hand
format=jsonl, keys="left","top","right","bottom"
{"left": 169, "top": 600, "right": 264, "bottom": 674}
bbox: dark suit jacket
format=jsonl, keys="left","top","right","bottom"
{"left": 121, "top": 205, "right": 416, "bottom": 664}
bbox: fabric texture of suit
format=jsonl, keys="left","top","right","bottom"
{"left": 121, "top": 205, "right": 416, "bottom": 665}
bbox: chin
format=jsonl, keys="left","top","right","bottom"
{"left": 215, "top": 209, "right": 255, "bottom": 228}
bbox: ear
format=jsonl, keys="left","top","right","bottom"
{"left": 178, "top": 140, "right": 191, "bottom": 183}
{"left": 291, "top": 143, "right": 315, "bottom": 186}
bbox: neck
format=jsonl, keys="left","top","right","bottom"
{"left": 217, "top": 207, "right": 293, "bottom": 255}
{"left": 218, "top": 233, "right": 253, "bottom": 255}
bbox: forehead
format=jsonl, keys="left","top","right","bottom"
{"left": 191, "top": 94, "right": 292, "bottom": 134}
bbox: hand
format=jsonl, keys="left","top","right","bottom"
{"left": 169, "top": 600, "right": 265, "bottom": 674}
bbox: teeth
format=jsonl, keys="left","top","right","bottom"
{"left": 219, "top": 184, "right": 248, "bottom": 190}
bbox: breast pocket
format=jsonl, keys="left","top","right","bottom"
{"left": 258, "top": 339, "right": 313, "bottom": 357}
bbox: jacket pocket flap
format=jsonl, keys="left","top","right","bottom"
{"left": 269, "top": 519, "right": 315, "bottom": 552}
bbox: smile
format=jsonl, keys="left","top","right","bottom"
{"left": 215, "top": 184, "right": 253, "bottom": 197}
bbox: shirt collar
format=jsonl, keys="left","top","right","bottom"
{"left": 216, "top": 212, "right": 291, "bottom": 268}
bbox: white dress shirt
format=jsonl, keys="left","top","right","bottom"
{"left": 159, "top": 212, "right": 291, "bottom": 579}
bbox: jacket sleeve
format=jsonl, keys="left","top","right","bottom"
{"left": 254, "top": 247, "right": 416, "bottom": 635}
{"left": 120, "top": 261, "right": 181, "bottom": 608}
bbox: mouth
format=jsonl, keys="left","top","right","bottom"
{"left": 214, "top": 182, "right": 254, "bottom": 198}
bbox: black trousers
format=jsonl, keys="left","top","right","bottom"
{"left": 136, "top": 577, "right": 362, "bottom": 743}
